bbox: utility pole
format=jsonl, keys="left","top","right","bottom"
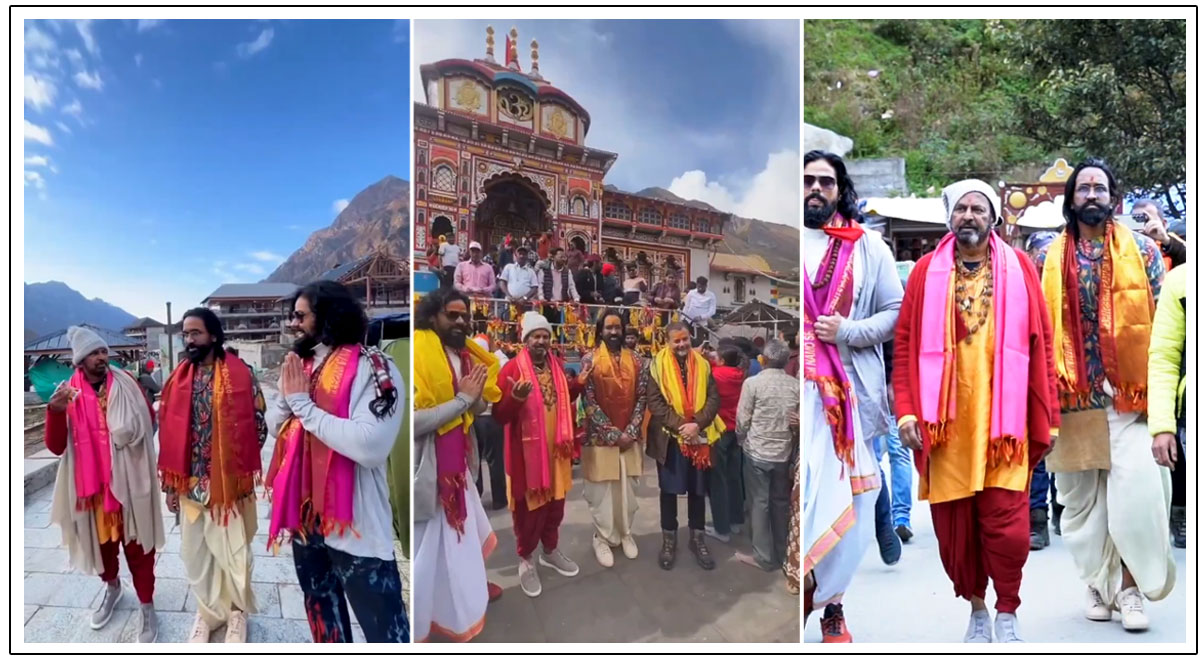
{"left": 165, "top": 302, "right": 174, "bottom": 373}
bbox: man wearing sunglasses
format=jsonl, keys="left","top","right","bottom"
{"left": 802, "top": 150, "right": 903, "bottom": 643}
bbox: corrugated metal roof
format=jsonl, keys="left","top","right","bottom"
{"left": 203, "top": 283, "right": 299, "bottom": 302}
{"left": 709, "top": 252, "right": 773, "bottom": 274}
{"left": 25, "top": 324, "right": 144, "bottom": 354}
{"left": 124, "top": 316, "right": 165, "bottom": 330}
{"left": 319, "top": 255, "right": 372, "bottom": 282}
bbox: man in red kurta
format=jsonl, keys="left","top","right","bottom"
{"left": 493, "top": 311, "right": 587, "bottom": 598}
{"left": 893, "top": 180, "right": 1059, "bottom": 643}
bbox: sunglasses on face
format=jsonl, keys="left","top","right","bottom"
{"left": 804, "top": 175, "right": 837, "bottom": 190}
{"left": 441, "top": 310, "right": 469, "bottom": 323}
{"left": 289, "top": 310, "right": 308, "bottom": 322}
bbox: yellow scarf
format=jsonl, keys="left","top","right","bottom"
{"left": 651, "top": 347, "right": 726, "bottom": 444}
{"left": 413, "top": 329, "right": 501, "bottom": 435}
{"left": 1042, "top": 221, "right": 1154, "bottom": 412}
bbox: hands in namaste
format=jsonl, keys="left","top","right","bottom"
{"left": 280, "top": 353, "right": 308, "bottom": 397}
{"left": 459, "top": 365, "right": 488, "bottom": 401}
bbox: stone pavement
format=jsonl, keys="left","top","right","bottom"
{"left": 803, "top": 464, "right": 1188, "bottom": 644}
{"left": 471, "top": 462, "right": 800, "bottom": 643}
{"left": 22, "top": 385, "right": 412, "bottom": 644}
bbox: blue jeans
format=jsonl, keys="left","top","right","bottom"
{"left": 293, "top": 533, "right": 410, "bottom": 643}
{"left": 1030, "top": 459, "right": 1051, "bottom": 512}
{"left": 873, "top": 417, "right": 913, "bottom": 528}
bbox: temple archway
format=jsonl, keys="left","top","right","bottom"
{"left": 473, "top": 176, "right": 550, "bottom": 251}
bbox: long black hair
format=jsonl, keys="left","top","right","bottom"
{"left": 289, "top": 280, "right": 368, "bottom": 347}
{"left": 181, "top": 307, "right": 227, "bottom": 360}
{"left": 592, "top": 308, "right": 626, "bottom": 348}
{"left": 1062, "top": 157, "right": 1119, "bottom": 232}
{"left": 414, "top": 287, "right": 470, "bottom": 331}
{"left": 804, "top": 150, "right": 860, "bottom": 221}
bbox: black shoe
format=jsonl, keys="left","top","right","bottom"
{"left": 1030, "top": 508, "right": 1049, "bottom": 551}
{"left": 491, "top": 499, "right": 508, "bottom": 511}
{"left": 689, "top": 529, "right": 716, "bottom": 571}
{"left": 1051, "top": 502, "right": 1064, "bottom": 536}
{"left": 658, "top": 530, "right": 677, "bottom": 570}
{"left": 1170, "top": 506, "right": 1186, "bottom": 549}
{"left": 895, "top": 524, "right": 913, "bottom": 543}
{"left": 876, "top": 519, "right": 901, "bottom": 566}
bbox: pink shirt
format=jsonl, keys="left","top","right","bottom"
{"left": 454, "top": 260, "right": 496, "bottom": 295}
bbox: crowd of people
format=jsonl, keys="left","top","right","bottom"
{"left": 43, "top": 281, "right": 411, "bottom": 643}
{"left": 803, "top": 150, "right": 1188, "bottom": 644}
{"left": 412, "top": 285, "right": 801, "bottom": 642}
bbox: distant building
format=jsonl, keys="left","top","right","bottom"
{"left": 202, "top": 283, "right": 298, "bottom": 343}
{"left": 319, "top": 250, "right": 410, "bottom": 312}
{"left": 708, "top": 253, "right": 779, "bottom": 315}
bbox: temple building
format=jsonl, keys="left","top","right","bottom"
{"left": 318, "top": 249, "right": 410, "bottom": 313}
{"left": 413, "top": 26, "right": 728, "bottom": 287}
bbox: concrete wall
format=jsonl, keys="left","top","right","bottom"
{"left": 847, "top": 158, "right": 909, "bottom": 198}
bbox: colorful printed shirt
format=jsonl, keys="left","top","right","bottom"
{"left": 1035, "top": 231, "right": 1165, "bottom": 410}
{"left": 581, "top": 350, "right": 649, "bottom": 447}
{"left": 188, "top": 363, "right": 269, "bottom": 504}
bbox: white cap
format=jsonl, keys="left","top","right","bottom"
{"left": 469, "top": 241, "right": 482, "bottom": 251}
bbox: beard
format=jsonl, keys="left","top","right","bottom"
{"left": 441, "top": 326, "right": 467, "bottom": 350}
{"left": 185, "top": 343, "right": 213, "bottom": 365}
{"left": 954, "top": 224, "right": 989, "bottom": 249}
{"left": 292, "top": 333, "right": 319, "bottom": 359}
{"left": 1077, "top": 203, "right": 1111, "bottom": 227}
{"left": 804, "top": 195, "right": 835, "bottom": 228}
{"left": 603, "top": 334, "right": 623, "bottom": 351}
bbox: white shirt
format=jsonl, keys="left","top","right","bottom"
{"left": 439, "top": 243, "right": 461, "bottom": 268}
{"left": 682, "top": 288, "right": 717, "bottom": 322}
{"left": 499, "top": 262, "right": 540, "bottom": 300}
{"left": 267, "top": 344, "right": 405, "bottom": 561}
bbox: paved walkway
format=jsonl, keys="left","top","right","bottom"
{"left": 803, "top": 464, "right": 1188, "bottom": 644}
{"left": 22, "top": 385, "right": 411, "bottom": 644}
{"left": 470, "top": 462, "right": 799, "bottom": 643}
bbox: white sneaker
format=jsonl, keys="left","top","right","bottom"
{"left": 518, "top": 559, "right": 542, "bottom": 598}
{"left": 620, "top": 534, "right": 638, "bottom": 559}
{"left": 188, "top": 614, "right": 211, "bottom": 643}
{"left": 1117, "top": 587, "right": 1150, "bottom": 631}
{"left": 539, "top": 548, "right": 580, "bottom": 577}
{"left": 963, "top": 609, "right": 993, "bottom": 643}
{"left": 592, "top": 535, "right": 614, "bottom": 568}
{"left": 1086, "top": 586, "right": 1113, "bottom": 621}
{"left": 994, "top": 612, "right": 1024, "bottom": 642}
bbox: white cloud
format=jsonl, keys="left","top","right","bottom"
{"left": 74, "top": 70, "right": 104, "bottom": 91}
{"left": 137, "top": 19, "right": 162, "bottom": 33}
{"left": 65, "top": 48, "right": 84, "bottom": 69}
{"left": 393, "top": 20, "right": 407, "bottom": 44}
{"left": 668, "top": 149, "right": 799, "bottom": 227}
{"left": 332, "top": 199, "right": 350, "bottom": 215}
{"left": 25, "top": 155, "right": 50, "bottom": 167}
{"left": 61, "top": 99, "right": 83, "bottom": 117}
{"left": 134, "top": 53, "right": 143, "bottom": 67}
{"left": 236, "top": 28, "right": 274, "bottom": 58}
{"left": 30, "top": 51, "right": 61, "bottom": 71}
{"left": 24, "top": 119, "right": 53, "bottom": 146}
{"left": 24, "top": 170, "right": 46, "bottom": 190}
{"left": 235, "top": 263, "right": 266, "bottom": 275}
{"left": 44, "top": 19, "right": 65, "bottom": 35}
{"left": 250, "top": 251, "right": 285, "bottom": 263}
{"left": 75, "top": 19, "right": 99, "bottom": 56}
{"left": 55, "top": 120, "right": 73, "bottom": 135}
{"left": 25, "top": 25, "right": 56, "bottom": 52}
{"left": 24, "top": 74, "right": 57, "bottom": 111}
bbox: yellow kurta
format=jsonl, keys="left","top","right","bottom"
{"left": 922, "top": 266, "right": 1029, "bottom": 504}
{"left": 507, "top": 368, "right": 574, "bottom": 511}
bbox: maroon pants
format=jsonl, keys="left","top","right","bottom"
{"left": 99, "top": 538, "right": 156, "bottom": 604}
{"left": 930, "top": 487, "right": 1029, "bottom": 613}
{"left": 512, "top": 498, "right": 566, "bottom": 559}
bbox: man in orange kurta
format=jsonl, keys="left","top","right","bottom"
{"left": 494, "top": 311, "right": 586, "bottom": 598}
{"left": 893, "top": 180, "right": 1059, "bottom": 643}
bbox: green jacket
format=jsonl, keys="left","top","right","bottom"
{"left": 1148, "top": 263, "right": 1187, "bottom": 436}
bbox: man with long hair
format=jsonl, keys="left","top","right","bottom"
{"left": 412, "top": 288, "right": 502, "bottom": 641}
{"left": 580, "top": 310, "right": 649, "bottom": 568}
{"left": 802, "top": 150, "right": 902, "bottom": 642}
{"left": 265, "top": 280, "right": 409, "bottom": 642}
{"left": 493, "top": 311, "right": 588, "bottom": 598}
{"left": 1035, "top": 158, "right": 1172, "bottom": 632}
{"left": 44, "top": 326, "right": 165, "bottom": 643}
{"left": 893, "top": 180, "right": 1059, "bottom": 642}
{"left": 158, "top": 308, "right": 267, "bottom": 643}
{"left": 647, "top": 322, "right": 724, "bottom": 572}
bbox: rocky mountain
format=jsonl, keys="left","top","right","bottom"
{"left": 266, "top": 175, "right": 409, "bottom": 284}
{"left": 24, "top": 281, "right": 138, "bottom": 338}
{"left": 607, "top": 185, "right": 800, "bottom": 275}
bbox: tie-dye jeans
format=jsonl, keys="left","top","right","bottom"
{"left": 292, "top": 533, "right": 410, "bottom": 643}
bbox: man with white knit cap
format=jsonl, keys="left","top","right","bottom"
{"left": 492, "top": 310, "right": 588, "bottom": 597}
{"left": 44, "top": 326, "right": 166, "bottom": 643}
{"left": 892, "top": 179, "right": 1059, "bottom": 642}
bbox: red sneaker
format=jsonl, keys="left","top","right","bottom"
{"left": 820, "top": 604, "right": 853, "bottom": 643}
{"left": 487, "top": 582, "right": 503, "bottom": 603}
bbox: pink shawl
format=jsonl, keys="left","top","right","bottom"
{"left": 67, "top": 369, "right": 121, "bottom": 512}
{"left": 514, "top": 349, "right": 574, "bottom": 502}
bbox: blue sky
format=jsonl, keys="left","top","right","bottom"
{"left": 414, "top": 20, "right": 800, "bottom": 226}
{"left": 23, "top": 19, "right": 410, "bottom": 320}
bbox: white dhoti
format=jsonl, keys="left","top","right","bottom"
{"left": 803, "top": 382, "right": 881, "bottom": 607}
{"left": 413, "top": 475, "right": 496, "bottom": 642}
{"left": 1057, "top": 407, "right": 1175, "bottom": 605}
{"left": 179, "top": 497, "right": 258, "bottom": 628}
{"left": 583, "top": 451, "right": 640, "bottom": 546}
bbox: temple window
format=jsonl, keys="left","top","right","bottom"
{"left": 432, "top": 164, "right": 456, "bottom": 192}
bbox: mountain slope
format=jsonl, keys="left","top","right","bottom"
{"left": 267, "top": 176, "right": 410, "bottom": 284}
{"left": 24, "top": 281, "right": 138, "bottom": 337}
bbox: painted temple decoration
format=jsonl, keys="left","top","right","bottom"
{"left": 413, "top": 25, "right": 727, "bottom": 286}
